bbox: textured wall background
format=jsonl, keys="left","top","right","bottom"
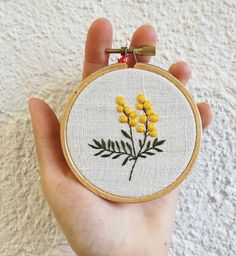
{"left": 0, "top": 0, "right": 235, "bottom": 255}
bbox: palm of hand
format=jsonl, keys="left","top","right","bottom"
{"left": 48, "top": 170, "right": 177, "bottom": 255}
{"left": 29, "top": 18, "right": 212, "bottom": 256}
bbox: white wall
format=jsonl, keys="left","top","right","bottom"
{"left": 0, "top": 0, "right": 235, "bottom": 255}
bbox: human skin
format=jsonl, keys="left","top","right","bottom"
{"left": 28, "top": 18, "right": 212, "bottom": 256}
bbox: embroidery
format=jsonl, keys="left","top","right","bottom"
{"left": 88, "top": 94, "right": 166, "bottom": 181}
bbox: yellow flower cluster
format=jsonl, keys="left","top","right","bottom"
{"left": 116, "top": 94, "right": 159, "bottom": 137}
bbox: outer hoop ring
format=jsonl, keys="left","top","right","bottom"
{"left": 60, "top": 63, "right": 202, "bottom": 203}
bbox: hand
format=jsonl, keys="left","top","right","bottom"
{"left": 28, "top": 18, "right": 212, "bottom": 256}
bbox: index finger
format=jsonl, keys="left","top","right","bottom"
{"left": 82, "top": 18, "right": 113, "bottom": 80}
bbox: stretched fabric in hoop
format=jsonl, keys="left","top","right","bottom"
{"left": 65, "top": 68, "right": 198, "bottom": 199}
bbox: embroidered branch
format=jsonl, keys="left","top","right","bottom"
{"left": 88, "top": 94, "right": 166, "bottom": 181}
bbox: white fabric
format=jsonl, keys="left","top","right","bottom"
{"left": 66, "top": 68, "right": 197, "bottom": 198}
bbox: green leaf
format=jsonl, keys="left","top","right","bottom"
{"left": 146, "top": 140, "right": 151, "bottom": 150}
{"left": 93, "top": 139, "right": 102, "bottom": 148}
{"left": 111, "top": 141, "right": 115, "bottom": 151}
{"left": 155, "top": 140, "right": 166, "bottom": 146}
{"left": 139, "top": 139, "right": 142, "bottom": 148}
{"left": 140, "top": 155, "right": 147, "bottom": 158}
{"left": 101, "top": 139, "right": 106, "bottom": 148}
{"left": 88, "top": 144, "right": 100, "bottom": 149}
{"left": 121, "top": 129, "right": 131, "bottom": 139}
{"left": 122, "top": 156, "right": 130, "bottom": 166}
{"left": 154, "top": 148, "right": 163, "bottom": 152}
{"left": 121, "top": 140, "right": 127, "bottom": 152}
{"left": 126, "top": 142, "right": 132, "bottom": 154}
{"left": 115, "top": 141, "right": 120, "bottom": 151}
{"left": 108, "top": 139, "right": 111, "bottom": 149}
{"left": 144, "top": 151, "right": 155, "bottom": 156}
{"left": 153, "top": 138, "right": 158, "bottom": 147}
{"left": 94, "top": 150, "right": 105, "bottom": 156}
{"left": 101, "top": 153, "right": 113, "bottom": 157}
{"left": 112, "top": 153, "right": 122, "bottom": 159}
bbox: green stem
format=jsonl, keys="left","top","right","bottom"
{"left": 128, "top": 128, "right": 147, "bottom": 181}
{"left": 129, "top": 158, "right": 138, "bottom": 181}
{"left": 128, "top": 111, "right": 149, "bottom": 181}
{"left": 123, "top": 111, "right": 136, "bottom": 158}
{"left": 129, "top": 125, "right": 136, "bottom": 158}
{"left": 137, "top": 120, "right": 149, "bottom": 156}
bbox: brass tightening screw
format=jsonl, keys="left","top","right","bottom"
{"left": 105, "top": 46, "right": 156, "bottom": 56}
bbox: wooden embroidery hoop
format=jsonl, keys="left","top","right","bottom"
{"left": 60, "top": 62, "right": 202, "bottom": 203}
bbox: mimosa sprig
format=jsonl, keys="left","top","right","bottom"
{"left": 88, "top": 94, "right": 165, "bottom": 181}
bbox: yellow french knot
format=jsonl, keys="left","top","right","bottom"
{"left": 119, "top": 115, "right": 128, "bottom": 123}
{"left": 149, "top": 114, "right": 159, "bottom": 123}
{"left": 136, "top": 124, "right": 145, "bottom": 133}
{"left": 116, "top": 96, "right": 125, "bottom": 106}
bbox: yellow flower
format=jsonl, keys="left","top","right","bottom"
{"left": 136, "top": 103, "right": 143, "bottom": 110}
{"left": 147, "top": 123, "right": 155, "bottom": 132}
{"left": 116, "top": 96, "right": 125, "bottom": 105}
{"left": 129, "top": 111, "right": 138, "bottom": 119}
{"left": 137, "top": 94, "right": 146, "bottom": 104}
{"left": 149, "top": 114, "right": 159, "bottom": 122}
{"left": 143, "top": 101, "right": 152, "bottom": 110}
{"left": 124, "top": 106, "right": 132, "bottom": 115}
{"left": 116, "top": 105, "right": 123, "bottom": 113}
{"left": 119, "top": 115, "right": 128, "bottom": 123}
{"left": 129, "top": 118, "right": 138, "bottom": 127}
{"left": 139, "top": 115, "right": 147, "bottom": 124}
{"left": 136, "top": 124, "right": 145, "bottom": 133}
{"left": 146, "top": 109, "right": 154, "bottom": 116}
{"left": 150, "top": 130, "right": 158, "bottom": 137}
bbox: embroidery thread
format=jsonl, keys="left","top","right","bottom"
{"left": 88, "top": 94, "right": 166, "bottom": 181}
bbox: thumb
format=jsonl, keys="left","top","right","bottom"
{"left": 28, "top": 98, "right": 75, "bottom": 190}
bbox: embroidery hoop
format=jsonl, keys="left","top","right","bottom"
{"left": 60, "top": 62, "right": 202, "bottom": 203}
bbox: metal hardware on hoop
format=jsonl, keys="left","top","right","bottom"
{"left": 105, "top": 46, "right": 156, "bottom": 64}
